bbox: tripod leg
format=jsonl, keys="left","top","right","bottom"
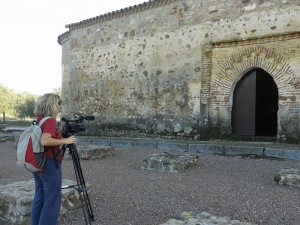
{"left": 69, "top": 145, "right": 95, "bottom": 224}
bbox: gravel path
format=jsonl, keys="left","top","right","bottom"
{"left": 1, "top": 140, "right": 300, "bottom": 225}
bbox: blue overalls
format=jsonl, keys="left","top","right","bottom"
{"left": 31, "top": 158, "right": 62, "bottom": 225}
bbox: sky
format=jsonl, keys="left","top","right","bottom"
{"left": 0, "top": 0, "right": 148, "bottom": 95}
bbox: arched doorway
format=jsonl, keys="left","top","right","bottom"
{"left": 231, "top": 68, "right": 278, "bottom": 136}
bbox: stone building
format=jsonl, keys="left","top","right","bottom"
{"left": 58, "top": 0, "right": 300, "bottom": 142}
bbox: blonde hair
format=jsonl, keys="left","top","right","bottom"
{"left": 34, "top": 93, "right": 62, "bottom": 117}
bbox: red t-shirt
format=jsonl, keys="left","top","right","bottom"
{"left": 37, "top": 117, "right": 63, "bottom": 162}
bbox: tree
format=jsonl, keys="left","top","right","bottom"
{"left": 0, "top": 84, "right": 18, "bottom": 116}
{"left": 14, "top": 93, "right": 38, "bottom": 119}
{"left": 0, "top": 83, "right": 61, "bottom": 120}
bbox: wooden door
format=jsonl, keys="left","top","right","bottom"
{"left": 232, "top": 70, "right": 256, "bottom": 135}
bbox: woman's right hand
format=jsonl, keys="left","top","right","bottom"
{"left": 64, "top": 135, "right": 77, "bottom": 145}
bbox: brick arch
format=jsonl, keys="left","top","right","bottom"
{"left": 210, "top": 45, "right": 300, "bottom": 138}
{"left": 211, "top": 45, "right": 297, "bottom": 111}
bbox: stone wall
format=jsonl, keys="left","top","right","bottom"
{"left": 0, "top": 179, "right": 86, "bottom": 224}
{"left": 58, "top": 0, "right": 300, "bottom": 142}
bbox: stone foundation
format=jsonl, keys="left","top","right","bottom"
{"left": 0, "top": 133, "right": 15, "bottom": 143}
{"left": 0, "top": 179, "right": 89, "bottom": 225}
{"left": 141, "top": 152, "right": 199, "bottom": 173}
{"left": 64, "top": 143, "right": 115, "bottom": 160}
{"left": 161, "top": 211, "right": 256, "bottom": 225}
{"left": 274, "top": 168, "right": 300, "bottom": 188}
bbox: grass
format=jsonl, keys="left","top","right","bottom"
{"left": 0, "top": 116, "right": 32, "bottom": 126}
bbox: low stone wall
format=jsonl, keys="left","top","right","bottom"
{"left": 0, "top": 133, "right": 15, "bottom": 143}
{"left": 274, "top": 168, "right": 300, "bottom": 188}
{"left": 0, "top": 179, "right": 88, "bottom": 225}
{"left": 141, "top": 152, "right": 199, "bottom": 172}
{"left": 161, "top": 211, "right": 256, "bottom": 225}
{"left": 63, "top": 143, "right": 115, "bottom": 160}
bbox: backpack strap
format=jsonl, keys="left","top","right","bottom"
{"left": 37, "top": 116, "right": 52, "bottom": 127}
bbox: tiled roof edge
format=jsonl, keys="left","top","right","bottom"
{"left": 65, "top": 0, "right": 178, "bottom": 31}
{"left": 57, "top": 31, "right": 70, "bottom": 45}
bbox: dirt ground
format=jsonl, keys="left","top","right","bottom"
{"left": 1, "top": 135, "right": 300, "bottom": 225}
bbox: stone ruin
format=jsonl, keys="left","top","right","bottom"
{"left": 141, "top": 152, "right": 199, "bottom": 172}
{"left": 0, "top": 133, "right": 15, "bottom": 143}
{"left": 63, "top": 143, "right": 115, "bottom": 160}
{"left": 161, "top": 211, "right": 256, "bottom": 225}
{"left": 274, "top": 168, "right": 300, "bottom": 188}
{"left": 0, "top": 134, "right": 113, "bottom": 224}
{"left": 1, "top": 131, "right": 299, "bottom": 224}
{"left": 0, "top": 179, "right": 89, "bottom": 225}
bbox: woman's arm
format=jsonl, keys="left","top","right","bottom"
{"left": 41, "top": 133, "right": 77, "bottom": 146}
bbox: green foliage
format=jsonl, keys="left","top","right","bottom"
{"left": 0, "top": 84, "right": 18, "bottom": 115}
{"left": 0, "top": 84, "right": 61, "bottom": 120}
{"left": 14, "top": 93, "right": 38, "bottom": 119}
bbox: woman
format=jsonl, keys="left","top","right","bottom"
{"left": 31, "top": 93, "right": 77, "bottom": 225}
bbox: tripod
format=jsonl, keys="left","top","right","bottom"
{"left": 62, "top": 143, "right": 95, "bottom": 225}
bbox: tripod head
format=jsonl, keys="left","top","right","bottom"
{"left": 60, "top": 115, "right": 95, "bottom": 155}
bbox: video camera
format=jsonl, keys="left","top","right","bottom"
{"left": 61, "top": 115, "right": 95, "bottom": 138}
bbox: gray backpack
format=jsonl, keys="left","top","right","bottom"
{"left": 16, "top": 117, "right": 51, "bottom": 172}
